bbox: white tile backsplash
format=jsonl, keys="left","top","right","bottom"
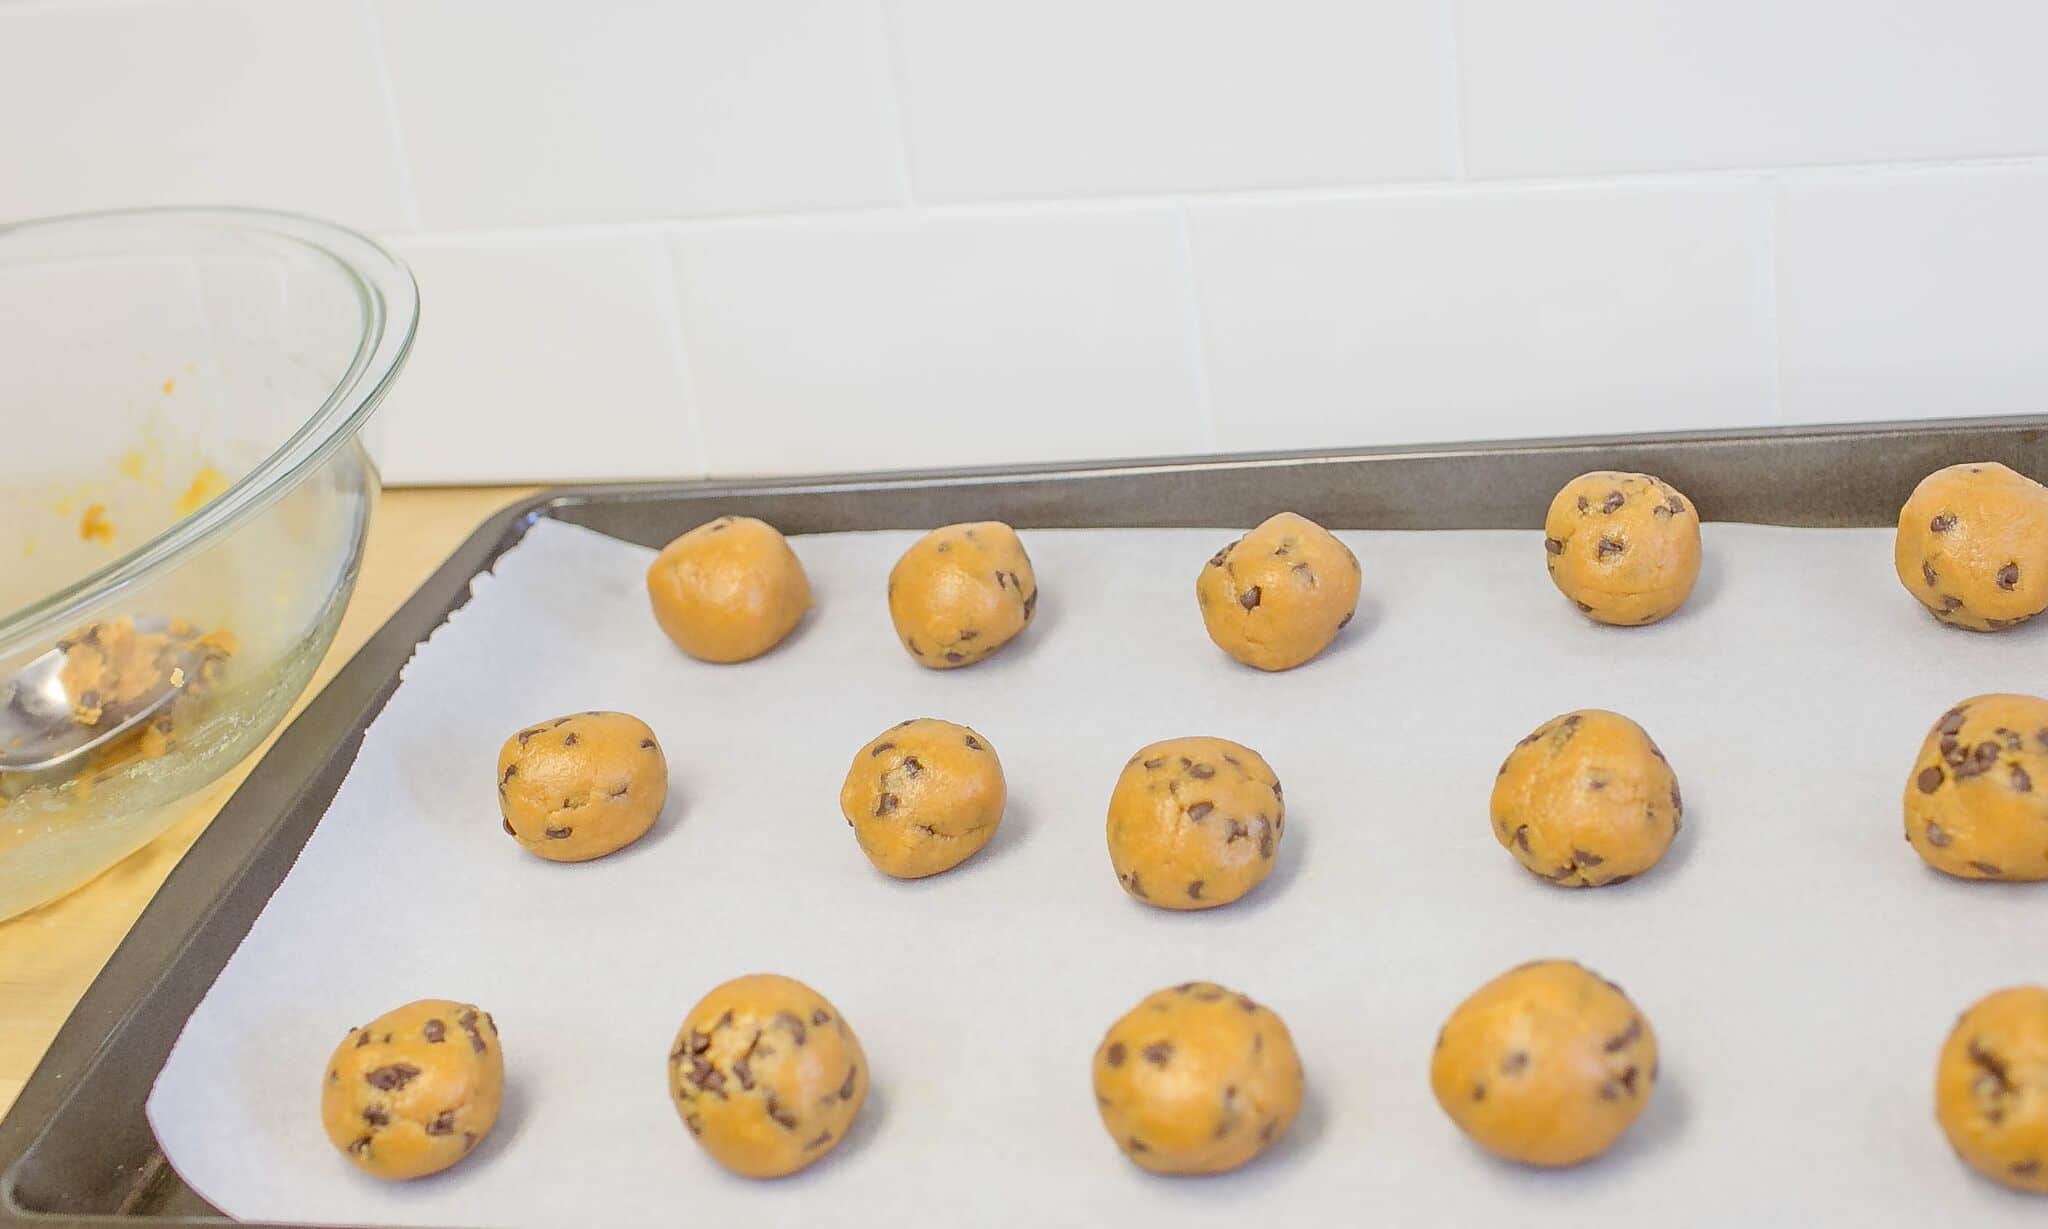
{"left": 1458, "top": 0, "right": 2048, "bottom": 176}
{"left": 1777, "top": 167, "right": 2048, "bottom": 425}
{"left": 1189, "top": 184, "right": 1776, "bottom": 449}
{"left": 7, "top": 0, "right": 2048, "bottom": 481}
{"left": 890, "top": 0, "right": 1456, "bottom": 200}
{"left": 0, "top": 0, "right": 410, "bottom": 230}
{"left": 668, "top": 211, "right": 1207, "bottom": 475}
{"left": 366, "top": 234, "right": 702, "bottom": 483}
{"left": 375, "top": 0, "right": 905, "bottom": 227}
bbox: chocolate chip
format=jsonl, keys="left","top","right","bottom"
{"left": 1128, "top": 1137, "right": 1151, "bottom": 1154}
{"left": 365, "top": 1063, "right": 420, "bottom": 1091}
{"left": 1104, "top": 1042, "right": 1127, "bottom": 1067}
{"left": 458, "top": 1011, "right": 487, "bottom": 1054}
{"left": 1941, "top": 594, "right": 1963, "bottom": 611}
{"left": 501, "top": 763, "right": 516, "bottom": 784}
{"left": 1576, "top": 495, "right": 1590, "bottom": 512}
{"left": 348, "top": 1135, "right": 372, "bottom": 1155}
{"left": 2012, "top": 1159, "right": 2041, "bottom": 1178}
{"left": 463, "top": 1132, "right": 477, "bottom": 1151}
{"left": 1926, "top": 821, "right": 1952, "bottom": 848}
{"left": 1186, "top": 802, "right": 1214, "bottom": 821}
{"left": 1338, "top": 609, "right": 1355, "bottom": 628}
{"left": 1513, "top": 825, "right": 1531, "bottom": 852}
{"left": 1142, "top": 757, "right": 1165, "bottom": 770}
{"left": 1606, "top": 873, "right": 1634, "bottom": 886}
{"left": 1142, "top": 1042, "right": 1173, "bottom": 1067}
{"left": 1573, "top": 848, "right": 1604, "bottom": 867}
{"left": 562, "top": 732, "right": 579, "bottom": 747}
{"left": 362, "top": 1106, "right": 390, "bottom": 1126}
{"left": 775, "top": 1011, "right": 807, "bottom": 1045}
{"left": 1472, "top": 1082, "right": 1486, "bottom": 1102}
{"left": 1601, "top": 491, "right": 1625, "bottom": 514}
{"left": 1291, "top": 562, "right": 1315, "bottom": 583}
{"left": 1665, "top": 495, "right": 1685, "bottom": 516}
{"left": 1605, "top": 1018, "right": 1643, "bottom": 1051}
{"left": 907, "top": 639, "right": 924, "bottom": 657}
{"left": 1997, "top": 562, "right": 2020, "bottom": 590}
{"left": 944, "top": 651, "right": 965, "bottom": 663}
{"left": 1123, "top": 871, "right": 1148, "bottom": 898}
{"left": 1971, "top": 860, "right": 2004, "bottom": 876}
{"left": 803, "top": 1130, "right": 833, "bottom": 1151}
{"left": 2013, "top": 765, "right": 2034, "bottom": 792}
{"left": 544, "top": 825, "right": 572, "bottom": 839}
{"left": 839, "top": 1066, "right": 859, "bottom": 1100}
{"left": 901, "top": 755, "right": 924, "bottom": 777}
{"left": 1501, "top": 1050, "right": 1530, "bottom": 1075}
{"left": 1187, "top": 880, "right": 1205, "bottom": 900}
{"left": 1986, "top": 616, "right": 2016, "bottom": 629}
{"left": 354, "top": 1030, "right": 370, "bottom": 1048}
{"left": 1187, "top": 763, "right": 1216, "bottom": 779}
{"left": 426, "top": 1110, "right": 456, "bottom": 1136}
{"left": 1258, "top": 828, "right": 1275, "bottom": 858}
{"left": 1597, "top": 536, "right": 1625, "bottom": 559}
{"left": 1239, "top": 586, "right": 1261, "bottom": 611}
{"left": 1544, "top": 537, "right": 1564, "bottom": 556}
{"left": 1022, "top": 588, "right": 1038, "bottom": 619}
{"left": 1225, "top": 820, "right": 1250, "bottom": 843}
{"left": 765, "top": 1092, "right": 798, "bottom": 1131}
{"left": 2037, "top": 728, "right": 2048, "bottom": 752}
{"left": 641, "top": 738, "right": 656, "bottom": 749}
{"left": 812, "top": 1009, "right": 830, "bottom": 1026}
{"left": 1576, "top": 601, "right": 1595, "bottom": 613}
{"left": 870, "top": 742, "right": 895, "bottom": 757}
{"left": 1930, "top": 512, "right": 1957, "bottom": 533}
{"left": 963, "top": 734, "right": 983, "bottom": 750}
{"left": 958, "top": 628, "right": 980, "bottom": 641}
{"left": 1955, "top": 742, "right": 2001, "bottom": 780}
{"left": 732, "top": 1056, "right": 754, "bottom": 1090}
{"left": 874, "top": 793, "right": 898, "bottom": 817}
{"left": 1917, "top": 766, "right": 1944, "bottom": 793}
{"left": 1922, "top": 560, "right": 1939, "bottom": 588}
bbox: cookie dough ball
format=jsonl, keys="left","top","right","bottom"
{"left": 1490, "top": 710, "right": 1682, "bottom": 888}
{"left": 497, "top": 712, "right": 667, "bottom": 862}
{"left": 1196, "top": 512, "right": 1362, "bottom": 671}
{"left": 1431, "top": 960, "right": 1658, "bottom": 1167}
{"left": 1904, "top": 694, "right": 2048, "bottom": 881}
{"left": 1895, "top": 463, "right": 2048, "bottom": 632}
{"left": 1107, "top": 737, "right": 1285, "bottom": 910}
{"left": 1092, "top": 982, "right": 1304, "bottom": 1175}
{"left": 1936, "top": 985, "right": 2048, "bottom": 1193}
{"left": 321, "top": 999, "right": 503, "bottom": 1181}
{"left": 647, "top": 516, "right": 812, "bottom": 663}
{"left": 887, "top": 522, "right": 1037, "bottom": 668}
{"left": 1544, "top": 472, "right": 1700, "bottom": 626}
{"left": 668, "top": 974, "right": 868, "bottom": 1179}
{"left": 839, "top": 718, "right": 1005, "bottom": 878}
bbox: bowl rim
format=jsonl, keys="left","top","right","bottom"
{"left": 0, "top": 206, "right": 419, "bottom": 648}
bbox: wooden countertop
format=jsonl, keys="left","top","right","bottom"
{"left": 0, "top": 485, "right": 538, "bottom": 1120}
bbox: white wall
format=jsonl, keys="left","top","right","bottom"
{"left": 5, "top": 0, "right": 2046, "bottom": 483}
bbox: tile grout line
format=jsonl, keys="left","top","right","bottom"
{"left": 1761, "top": 175, "right": 1786, "bottom": 426}
{"left": 1442, "top": 0, "right": 1470, "bottom": 180}
{"left": 649, "top": 238, "right": 715, "bottom": 479}
{"left": 1173, "top": 207, "right": 1223, "bottom": 450}
{"left": 384, "top": 151, "right": 2048, "bottom": 244}
{"left": 874, "top": 0, "right": 923, "bottom": 210}
{"left": 358, "top": 0, "right": 424, "bottom": 233}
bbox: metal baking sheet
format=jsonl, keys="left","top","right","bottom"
{"left": 2, "top": 417, "right": 2044, "bottom": 1227}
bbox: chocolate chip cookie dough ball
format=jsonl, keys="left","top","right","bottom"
{"left": 887, "top": 522, "right": 1037, "bottom": 668}
{"left": 1895, "top": 463, "right": 2048, "bottom": 632}
{"left": 1544, "top": 472, "right": 1700, "bottom": 626}
{"left": 1904, "top": 694, "right": 2048, "bottom": 882}
{"left": 1431, "top": 960, "right": 1658, "bottom": 1168}
{"left": 322, "top": 999, "right": 503, "bottom": 1181}
{"left": 839, "top": 718, "right": 1005, "bottom": 878}
{"left": 1107, "top": 737, "right": 1285, "bottom": 910}
{"left": 1491, "top": 710, "right": 1682, "bottom": 888}
{"left": 1196, "top": 512, "right": 1362, "bottom": 671}
{"left": 647, "top": 516, "right": 813, "bottom": 662}
{"left": 1092, "top": 982, "right": 1304, "bottom": 1175}
{"left": 497, "top": 712, "right": 667, "bottom": 862}
{"left": 668, "top": 974, "right": 868, "bottom": 1179}
{"left": 1936, "top": 985, "right": 2048, "bottom": 1193}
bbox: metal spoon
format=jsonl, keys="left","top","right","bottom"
{"left": 0, "top": 616, "right": 197, "bottom": 774}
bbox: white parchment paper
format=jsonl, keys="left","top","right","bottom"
{"left": 148, "top": 518, "right": 2047, "bottom": 1227}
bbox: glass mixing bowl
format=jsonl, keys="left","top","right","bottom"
{"left": 0, "top": 208, "right": 417, "bottom": 920}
